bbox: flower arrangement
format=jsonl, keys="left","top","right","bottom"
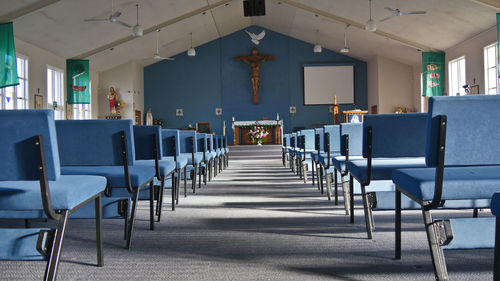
{"left": 248, "top": 125, "right": 269, "bottom": 145}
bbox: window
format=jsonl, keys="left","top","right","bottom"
{"left": 484, "top": 42, "right": 498, "bottom": 95}
{"left": 71, "top": 82, "right": 91, "bottom": 120}
{"left": 448, "top": 56, "right": 466, "bottom": 96}
{"left": 47, "top": 65, "right": 64, "bottom": 119}
{"left": 0, "top": 54, "right": 28, "bottom": 109}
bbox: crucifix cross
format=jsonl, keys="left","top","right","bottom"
{"left": 235, "top": 47, "right": 274, "bottom": 104}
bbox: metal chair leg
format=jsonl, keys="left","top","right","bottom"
{"left": 360, "top": 184, "right": 373, "bottom": 239}
{"left": 44, "top": 210, "right": 69, "bottom": 281}
{"left": 311, "top": 161, "right": 315, "bottom": 186}
{"left": 183, "top": 167, "right": 187, "bottom": 197}
{"left": 350, "top": 175, "right": 355, "bottom": 223}
{"left": 494, "top": 218, "right": 500, "bottom": 281}
{"left": 94, "top": 196, "right": 104, "bottom": 267}
{"left": 342, "top": 175, "right": 351, "bottom": 216}
{"left": 326, "top": 173, "right": 332, "bottom": 201}
{"left": 422, "top": 207, "right": 449, "bottom": 281}
{"left": 319, "top": 166, "right": 324, "bottom": 194}
{"left": 334, "top": 170, "right": 339, "bottom": 205}
{"left": 126, "top": 189, "right": 140, "bottom": 249}
{"left": 395, "top": 189, "right": 402, "bottom": 260}
{"left": 149, "top": 181, "right": 155, "bottom": 231}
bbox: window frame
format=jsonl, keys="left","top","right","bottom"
{"left": 448, "top": 56, "right": 466, "bottom": 97}
{"left": 0, "top": 54, "right": 29, "bottom": 109}
{"left": 47, "top": 65, "right": 65, "bottom": 120}
{"left": 484, "top": 42, "right": 498, "bottom": 95}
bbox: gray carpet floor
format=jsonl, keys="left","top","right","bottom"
{"left": 0, "top": 145, "right": 494, "bottom": 280}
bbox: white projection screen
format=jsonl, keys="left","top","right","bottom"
{"left": 303, "top": 64, "right": 354, "bottom": 105}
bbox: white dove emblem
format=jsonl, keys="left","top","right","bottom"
{"left": 245, "top": 30, "right": 266, "bottom": 45}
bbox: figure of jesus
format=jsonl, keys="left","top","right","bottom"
{"left": 107, "top": 87, "right": 118, "bottom": 115}
{"left": 235, "top": 47, "right": 274, "bottom": 104}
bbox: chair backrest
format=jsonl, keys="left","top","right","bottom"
{"left": 290, "top": 132, "right": 297, "bottom": 149}
{"left": 224, "top": 136, "right": 228, "bottom": 149}
{"left": 0, "top": 110, "right": 60, "bottom": 180}
{"left": 426, "top": 95, "right": 500, "bottom": 167}
{"left": 56, "top": 119, "right": 135, "bottom": 166}
{"left": 284, "top": 134, "right": 290, "bottom": 148}
{"left": 299, "top": 129, "right": 315, "bottom": 150}
{"left": 363, "top": 113, "right": 427, "bottom": 158}
{"left": 219, "top": 135, "right": 223, "bottom": 149}
{"left": 340, "top": 123, "right": 363, "bottom": 156}
{"left": 314, "top": 128, "right": 324, "bottom": 152}
{"left": 214, "top": 135, "right": 219, "bottom": 150}
{"left": 324, "top": 125, "right": 340, "bottom": 154}
{"left": 207, "top": 134, "right": 214, "bottom": 152}
{"left": 161, "top": 129, "right": 180, "bottom": 157}
{"left": 197, "top": 133, "right": 207, "bottom": 152}
{"left": 133, "top": 125, "right": 162, "bottom": 160}
{"left": 178, "top": 130, "right": 197, "bottom": 154}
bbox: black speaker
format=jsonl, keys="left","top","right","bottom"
{"left": 243, "top": 0, "right": 266, "bottom": 17}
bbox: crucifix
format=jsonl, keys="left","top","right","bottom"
{"left": 235, "top": 47, "right": 274, "bottom": 104}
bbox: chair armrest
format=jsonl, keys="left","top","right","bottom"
{"left": 425, "top": 115, "right": 447, "bottom": 211}
{"left": 35, "top": 135, "right": 60, "bottom": 221}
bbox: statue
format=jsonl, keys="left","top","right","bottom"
{"left": 146, "top": 108, "right": 153, "bottom": 125}
{"left": 235, "top": 47, "right": 274, "bottom": 104}
{"left": 107, "top": 87, "right": 118, "bottom": 115}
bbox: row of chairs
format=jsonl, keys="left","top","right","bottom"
{"left": 0, "top": 109, "right": 229, "bottom": 281}
{"left": 282, "top": 95, "right": 500, "bottom": 280}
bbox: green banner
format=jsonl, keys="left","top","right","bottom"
{"left": 0, "top": 22, "right": 19, "bottom": 89}
{"left": 422, "top": 52, "right": 445, "bottom": 97}
{"left": 497, "top": 13, "right": 500, "bottom": 88}
{"left": 66, "top": 59, "right": 90, "bottom": 104}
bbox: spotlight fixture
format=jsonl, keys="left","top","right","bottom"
{"left": 365, "top": 0, "right": 376, "bottom": 32}
{"left": 187, "top": 32, "right": 196, "bottom": 57}
{"left": 313, "top": 29, "right": 322, "bottom": 53}
{"left": 340, "top": 24, "right": 350, "bottom": 53}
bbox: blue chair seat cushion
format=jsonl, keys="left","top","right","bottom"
{"left": 162, "top": 156, "right": 188, "bottom": 169}
{"left": 224, "top": 148, "right": 229, "bottom": 154}
{"left": 348, "top": 157, "right": 426, "bottom": 181}
{"left": 311, "top": 152, "right": 326, "bottom": 162}
{"left": 180, "top": 152, "right": 204, "bottom": 165}
{"left": 393, "top": 165, "right": 500, "bottom": 202}
{"left": 0, "top": 175, "right": 106, "bottom": 211}
{"left": 135, "top": 159, "right": 176, "bottom": 176}
{"left": 207, "top": 151, "right": 217, "bottom": 160}
{"left": 61, "top": 165, "right": 154, "bottom": 188}
{"left": 330, "top": 155, "right": 363, "bottom": 170}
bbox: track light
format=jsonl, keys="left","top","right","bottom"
{"left": 313, "top": 29, "right": 322, "bottom": 53}
{"left": 365, "top": 0, "right": 376, "bottom": 32}
{"left": 187, "top": 32, "right": 196, "bottom": 57}
{"left": 340, "top": 24, "right": 350, "bottom": 53}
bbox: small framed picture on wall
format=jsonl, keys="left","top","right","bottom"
{"left": 35, "top": 94, "right": 43, "bottom": 109}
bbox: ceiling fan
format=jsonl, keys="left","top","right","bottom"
{"left": 380, "top": 6, "right": 427, "bottom": 22}
{"left": 149, "top": 30, "right": 174, "bottom": 61}
{"left": 84, "top": 0, "right": 132, "bottom": 29}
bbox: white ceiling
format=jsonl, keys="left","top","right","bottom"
{"left": 1, "top": 0, "right": 498, "bottom": 72}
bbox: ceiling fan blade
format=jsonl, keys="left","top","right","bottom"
{"left": 164, "top": 57, "right": 175, "bottom": 61}
{"left": 84, "top": 18, "right": 109, "bottom": 22}
{"left": 384, "top": 7, "right": 396, "bottom": 12}
{"left": 380, "top": 15, "right": 395, "bottom": 22}
{"left": 110, "top": 11, "right": 122, "bottom": 19}
{"left": 115, "top": 20, "right": 132, "bottom": 28}
{"left": 401, "top": 11, "right": 427, "bottom": 15}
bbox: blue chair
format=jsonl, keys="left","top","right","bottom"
{"left": 133, "top": 126, "right": 176, "bottom": 221}
{"left": 282, "top": 133, "right": 290, "bottom": 167}
{"left": 206, "top": 134, "right": 218, "bottom": 180}
{"left": 328, "top": 123, "right": 363, "bottom": 213}
{"left": 178, "top": 130, "right": 203, "bottom": 192}
{"left": 214, "top": 135, "right": 223, "bottom": 173}
{"left": 56, "top": 119, "right": 155, "bottom": 249}
{"left": 317, "top": 125, "right": 341, "bottom": 200}
{"left": 162, "top": 129, "right": 188, "bottom": 199}
{"left": 392, "top": 95, "right": 500, "bottom": 280}
{"left": 297, "top": 129, "right": 315, "bottom": 183}
{"left": 223, "top": 135, "right": 229, "bottom": 169}
{"left": 491, "top": 193, "right": 500, "bottom": 280}
{"left": 197, "top": 133, "right": 210, "bottom": 185}
{"left": 0, "top": 110, "right": 106, "bottom": 280}
{"left": 347, "top": 113, "right": 428, "bottom": 239}
{"left": 310, "top": 128, "right": 324, "bottom": 189}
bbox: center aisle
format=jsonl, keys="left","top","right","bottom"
{"left": 6, "top": 145, "right": 492, "bottom": 280}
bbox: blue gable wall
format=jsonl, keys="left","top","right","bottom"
{"left": 145, "top": 26, "right": 367, "bottom": 144}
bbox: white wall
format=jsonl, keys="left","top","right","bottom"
{"left": 445, "top": 26, "right": 497, "bottom": 95}
{"left": 367, "top": 56, "right": 379, "bottom": 113}
{"left": 14, "top": 37, "right": 99, "bottom": 117}
{"left": 368, "top": 55, "right": 415, "bottom": 114}
{"left": 98, "top": 61, "right": 144, "bottom": 122}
